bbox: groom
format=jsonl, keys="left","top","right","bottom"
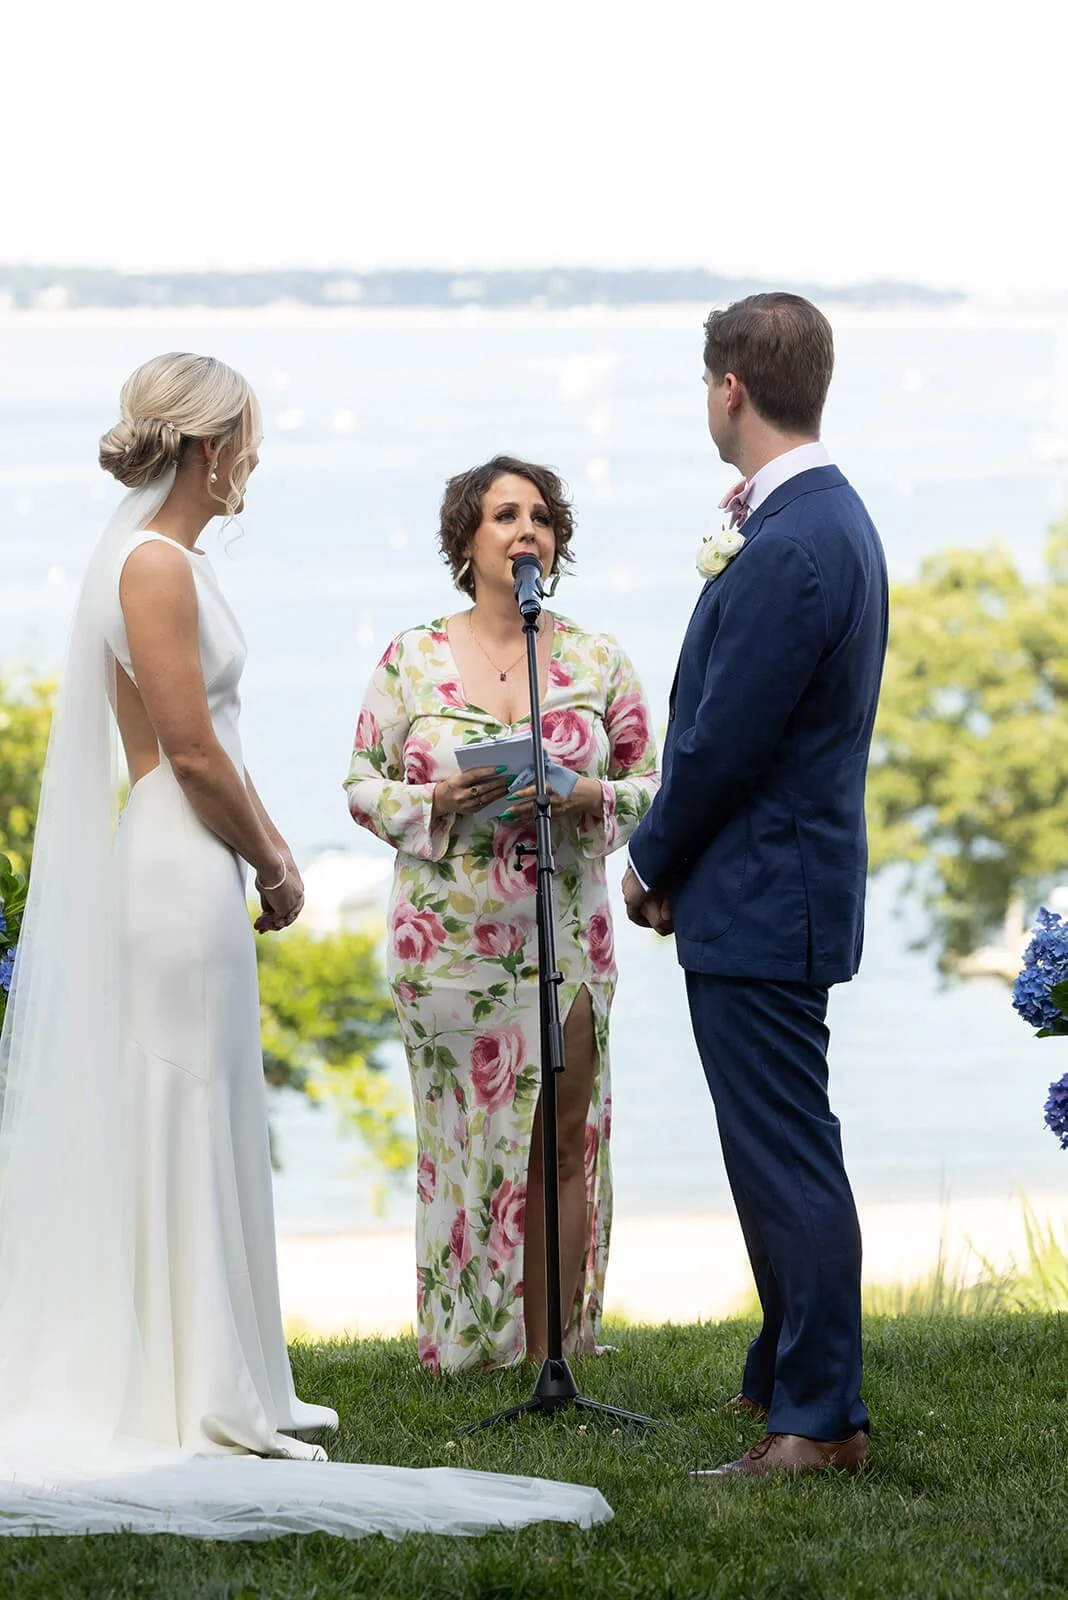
{"left": 624, "top": 292, "right": 888, "bottom": 1477}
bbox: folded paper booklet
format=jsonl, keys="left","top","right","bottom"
{"left": 456, "top": 732, "right": 577, "bottom": 819}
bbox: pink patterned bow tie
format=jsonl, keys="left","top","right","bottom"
{"left": 719, "top": 482, "right": 753, "bottom": 529}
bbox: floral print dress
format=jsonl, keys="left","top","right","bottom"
{"left": 344, "top": 615, "right": 658, "bottom": 1371}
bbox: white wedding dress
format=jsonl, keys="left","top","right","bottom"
{"left": 110, "top": 531, "right": 340, "bottom": 1463}
{"left": 0, "top": 484, "right": 611, "bottom": 1540}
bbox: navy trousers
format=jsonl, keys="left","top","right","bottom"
{"left": 685, "top": 972, "right": 869, "bottom": 1440}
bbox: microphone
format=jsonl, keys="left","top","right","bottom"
{"left": 512, "top": 552, "right": 544, "bottom": 621}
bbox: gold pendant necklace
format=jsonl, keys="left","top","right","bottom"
{"left": 467, "top": 612, "right": 533, "bottom": 681}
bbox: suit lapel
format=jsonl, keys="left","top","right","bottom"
{"left": 737, "top": 464, "right": 847, "bottom": 548}
{"left": 666, "top": 466, "right": 846, "bottom": 728}
{"left": 667, "top": 579, "right": 712, "bottom": 717}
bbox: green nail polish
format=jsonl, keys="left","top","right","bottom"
{"left": 501, "top": 810, "right": 514, "bottom": 821}
{"left": 494, "top": 765, "right": 508, "bottom": 773}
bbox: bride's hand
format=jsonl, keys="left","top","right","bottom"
{"left": 253, "top": 854, "right": 305, "bottom": 933}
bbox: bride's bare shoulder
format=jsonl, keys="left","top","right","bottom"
{"left": 118, "top": 539, "right": 197, "bottom": 626}
{"left": 119, "top": 537, "right": 193, "bottom": 585}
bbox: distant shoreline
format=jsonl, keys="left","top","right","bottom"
{"left": 4, "top": 301, "right": 1068, "bottom": 332}
{"left": 5, "top": 263, "right": 1064, "bottom": 326}
{"left": 0, "top": 264, "right": 966, "bottom": 316}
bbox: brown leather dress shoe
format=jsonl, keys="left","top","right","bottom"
{"left": 723, "top": 1393, "right": 769, "bottom": 1422}
{"left": 691, "top": 1430, "right": 870, "bottom": 1478}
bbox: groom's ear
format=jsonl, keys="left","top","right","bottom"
{"left": 724, "top": 373, "right": 746, "bottom": 416}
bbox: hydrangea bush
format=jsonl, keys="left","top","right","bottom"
{"left": 0, "top": 853, "right": 27, "bottom": 1033}
{"left": 1012, "top": 907, "right": 1068, "bottom": 1150}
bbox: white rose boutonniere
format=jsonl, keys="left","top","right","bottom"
{"left": 696, "top": 524, "right": 746, "bottom": 581}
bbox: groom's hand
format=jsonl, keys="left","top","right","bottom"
{"left": 645, "top": 894, "right": 673, "bottom": 936}
{"left": 622, "top": 865, "right": 673, "bottom": 935}
{"left": 621, "top": 864, "right": 647, "bottom": 922}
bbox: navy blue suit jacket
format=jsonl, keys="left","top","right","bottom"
{"left": 629, "top": 465, "right": 888, "bottom": 987}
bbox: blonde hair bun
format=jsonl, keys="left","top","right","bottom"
{"left": 98, "top": 416, "right": 182, "bottom": 488}
{"left": 97, "top": 353, "right": 261, "bottom": 511}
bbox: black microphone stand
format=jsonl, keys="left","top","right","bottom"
{"left": 460, "top": 560, "right": 656, "bottom": 1434}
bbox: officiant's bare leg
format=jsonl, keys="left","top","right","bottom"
{"left": 523, "top": 987, "right": 598, "bottom": 1362}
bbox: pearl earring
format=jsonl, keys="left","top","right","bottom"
{"left": 209, "top": 471, "right": 218, "bottom": 484}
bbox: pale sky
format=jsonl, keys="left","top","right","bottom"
{"left": 2, "top": 0, "right": 1065, "bottom": 297}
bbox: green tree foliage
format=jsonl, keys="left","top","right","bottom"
{"left": 255, "top": 925, "right": 413, "bottom": 1187}
{"left": 0, "top": 673, "right": 54, "bottom": 874}
{"left": 868, "top": 519, "right": 1068, "bottom": 963}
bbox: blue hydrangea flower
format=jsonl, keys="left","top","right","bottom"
{"left": 1044, "top": 1074, "right": 1068, "bottom": 1151}
{"left": 1012, "top": 908, "right": 1068, "bottom": 1034}
{"left": 0, "top": 950, "right": 14, "bottom": 994}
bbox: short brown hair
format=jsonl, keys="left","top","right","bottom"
{"left": 703, "top": 293, "right": 834, "bottom": 435}
{"left": 438, "top": 455, "right": 575, "bottom": 600}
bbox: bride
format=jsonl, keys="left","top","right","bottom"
{"left": 0, "top": 353, "right": 610, "bottom": 1539}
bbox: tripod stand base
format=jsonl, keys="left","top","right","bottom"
{"left": 458, "top": 1357, "right": 658, "bottom": 1434}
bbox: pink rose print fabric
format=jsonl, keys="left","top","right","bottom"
{"left": 470, "top": 1026, "right": 526, "bottom": 1113}
{"left": 472, "top": 920, "right": 525, "bottom": 958}
{"left": 344, "top": 615, "right": 658, "bottom": 1370}
{"left": 542, "top": 707, "right": 597, "bottom": 769}
{"left": 391, "top": 900, "right": 447, "bottom": 966}
{"left": 586, "top": 905, "right": 615, "bottom": 976}
{"left": 417, "top": 1152, "right": 438, "bottom": 1206}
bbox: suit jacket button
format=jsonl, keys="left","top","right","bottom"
{"left": 668, "top": 707, "right": 676, "bottom": 721}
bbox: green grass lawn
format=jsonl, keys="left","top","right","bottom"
{"left": 1, "top": 1314, "right": 1065, "bottom": 1600}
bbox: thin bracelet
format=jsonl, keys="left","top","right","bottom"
{"left": 256, "top": 858, "right": 287, "bottom": 892}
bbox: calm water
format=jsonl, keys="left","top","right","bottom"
{"left": 2, "top": 305, "right": 1068, "bottom": 1231}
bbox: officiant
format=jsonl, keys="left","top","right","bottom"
{"left": 343, "top": 455, "right": 658, "bottom": 1372}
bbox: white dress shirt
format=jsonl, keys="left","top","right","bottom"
{"left": 627, "top": 440, "right": 834, "bottom": 894}
{"left": 743, "top": 440, "right": 832, "bottom": 514}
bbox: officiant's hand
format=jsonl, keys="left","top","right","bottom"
{"left": 501, "top": 776, "right": 603, "bottom": 823}
{"left": 432, "top": 764, "right": 511, "bottom": 820}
